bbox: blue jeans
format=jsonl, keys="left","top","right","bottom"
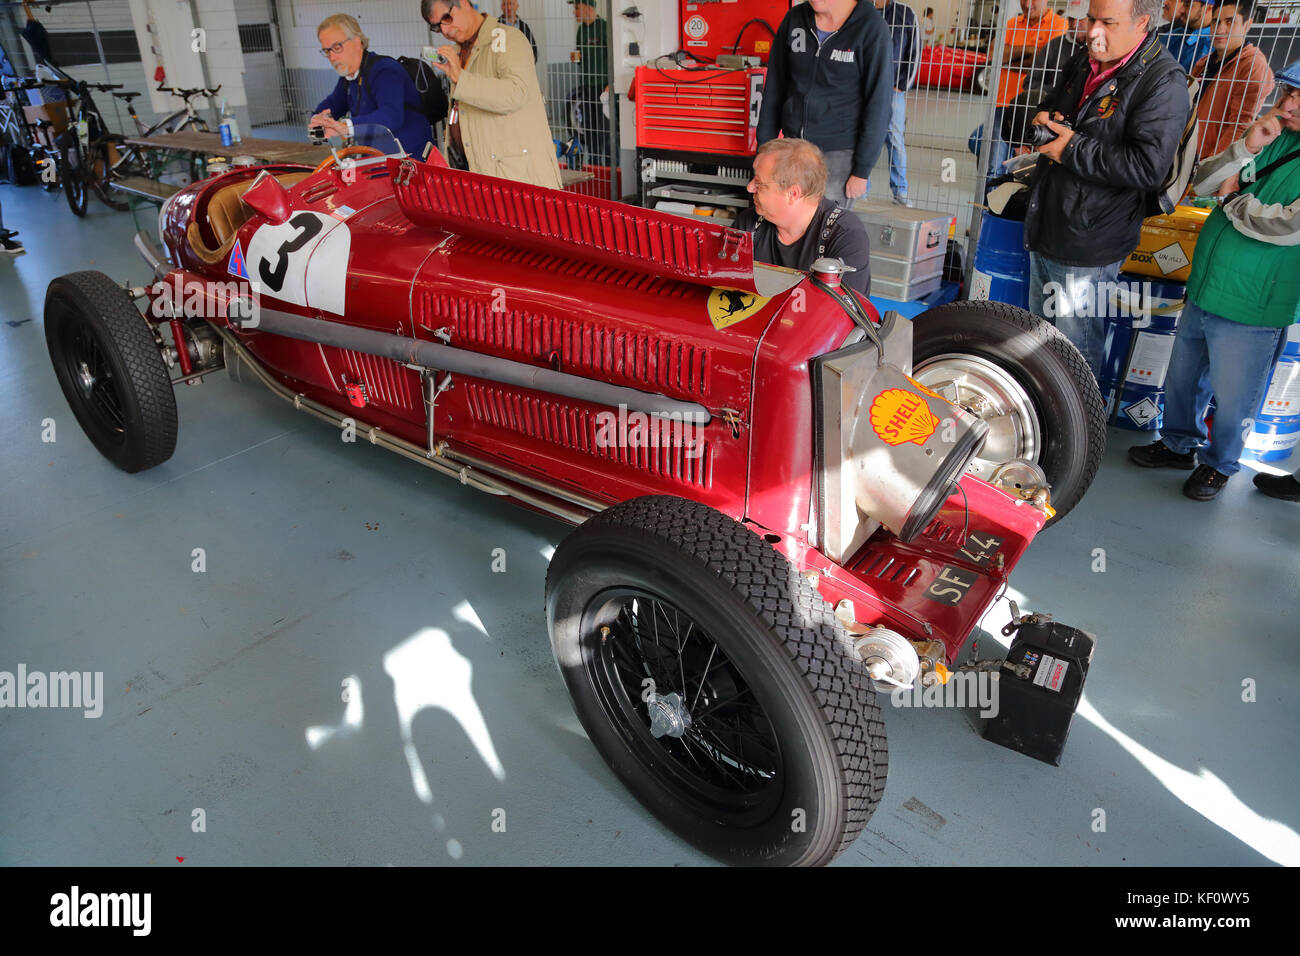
{"left": 970, "top": 107, "right": 1010, "bottom": 189}
{"left": 1028, "top": 251, "right": 1123, "bottom": 379}
{"left": 1159, "top": 301, "right": 1285, "bottom": 476}
{"left": 867, "top": 90, "right": 908, "bottom": 200}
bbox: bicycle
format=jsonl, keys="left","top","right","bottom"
{"left": 1, "top": 77, "right": 62, "bottom": 192}
{"left": 60, "top": 80, "right": 220, "bottom": 215}
{"left": 97, "top": 83, "right": 221, "bottom": 208}
{"left": 55, "top": 77, "right": 129, "bottom": 216}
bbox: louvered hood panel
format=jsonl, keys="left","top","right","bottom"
{"left": 415, "top": 235, "right": 771, "bottom": 406}
{"left": 409, "top": 231, "right": 773, "bottom": 511}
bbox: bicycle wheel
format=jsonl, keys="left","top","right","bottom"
{"left": 63, "top": 134, "right": 88, "bottom": 216}
{"left": 90, "top": 134, "right": 130, "bottom": 210}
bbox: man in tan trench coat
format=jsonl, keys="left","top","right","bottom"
{"left": 423, "top": 0, "right": 562, "bottom": 189}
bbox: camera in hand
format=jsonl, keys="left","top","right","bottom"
{"left": 1031, "top": 118, "right": 1072, "bottom": 149}
{"left": 309, "top": 125, "right": 326, "bottom": 144}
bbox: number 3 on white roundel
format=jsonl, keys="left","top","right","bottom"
{"left": 245, "top": 211, "right": 350, "bottom": 316}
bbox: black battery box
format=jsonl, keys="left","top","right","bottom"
{"left": 982, "top": 620, "right": 1096, "bottom": 766}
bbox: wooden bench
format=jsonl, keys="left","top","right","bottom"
{"left": 110, "top": 176, "right": 180, "bottom": 202}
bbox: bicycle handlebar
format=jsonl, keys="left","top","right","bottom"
{"left": 156, "top": 83, "right": 222, "bottom": 100}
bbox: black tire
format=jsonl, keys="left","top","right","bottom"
{"left": 62, "top": 136, "right": 88, "bottom": 217}
{"left": 909, "top": 299, "right": 1105, "bottom": 524}
{"left": 546, "top": 496, "right": 887, "bottom": 867}
{"left": 91, "top": 134, "right": 130, "bottom": 210}
{"left": 45, "top": 271, "right": 177, "bottom": 473}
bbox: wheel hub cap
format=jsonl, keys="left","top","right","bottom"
{"left": 912, "top": 354, "right": 1041, "bottom": 479}
{"left": 77, "top": 360, "right": 96, "bottom": 391}
{"left": 647, "top": 692, "right": 692, "bottom": 739}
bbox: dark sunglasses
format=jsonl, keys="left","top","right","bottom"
{"left": 427, "top": 11, "right": 454, "bottom": 34}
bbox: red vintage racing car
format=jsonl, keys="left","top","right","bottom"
{"left": 916, "top": 44, "right": 990, "bottom": 93}
{"left": 44, "top": 134, "right": 1105, "bottom": 866}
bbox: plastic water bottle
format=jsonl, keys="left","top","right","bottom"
{"left": 219, "top": 99, "right": 233, "bottom": 147}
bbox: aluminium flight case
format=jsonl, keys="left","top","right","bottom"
{"left": 850, "top": 199, "right": 954, "bottom": 301}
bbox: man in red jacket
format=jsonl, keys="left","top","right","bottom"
{"left": 1191, "top": 0, "right": 1274, "bottom": 159}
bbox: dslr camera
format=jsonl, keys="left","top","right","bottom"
{"left": 1031, "top": 117, "right": 1072, "bottom": 149}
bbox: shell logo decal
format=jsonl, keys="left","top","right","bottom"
{"left": 707, "top": 288, "right": 769, "bottom": 330}
{"left": 870, "top": 388, "right": 940, "bottom": 446}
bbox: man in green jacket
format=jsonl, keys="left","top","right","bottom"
{"left": 570, "top": 0, "right": 610, "bottom": 164}
{"left": 1129, "top": 61, "right": 1300, "bottom": 500}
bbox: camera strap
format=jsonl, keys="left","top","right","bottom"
{"left": 1243, "top": 146, "right": 1300, "bottom": 188}
{"left": 818, "top": 205, "right": 844, "bottom": 258}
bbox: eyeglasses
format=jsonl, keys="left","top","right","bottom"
{"left": 749, "top": 177, "right": 779, "bottom": 190}
{"left": 427, "top": 11, "right": 455, "bottom": 34}
{"left": 319, "top": 39, "right": 351, "bottom": 57}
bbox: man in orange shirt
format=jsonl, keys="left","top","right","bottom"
{"left": 983, "top": 0, "right": 1068, "bottom": 181}
{"left": 1191, "top": 0, "right": 1274, "bottom": 159}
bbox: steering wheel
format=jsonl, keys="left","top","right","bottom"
{"left": 313, "top": 144, "right": 385, "bottom": 174}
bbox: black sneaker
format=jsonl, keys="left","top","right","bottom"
{"left": 1183, "top": 464, "right": 1230, "bottom": 500}
{"left": 0, "top": 236, "right": 24, "bottom": 256}
{"left": 1128, "top": 440, "right": 1196, "bottom": 469}
{"left": 1252, "top": 472, "right": 1300, "bottom": 502}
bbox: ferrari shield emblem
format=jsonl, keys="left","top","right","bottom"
{"left": 227, "top": 238, "right": 249, "bottom": 279}
{"left": 707, "top": 288, "right": 769, "bottom": 330}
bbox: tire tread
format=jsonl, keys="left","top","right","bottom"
{"left": 45, "top": 270, "right": 177, "bottom": 472}
{"left": 553, "top": 496, "right": 887, "bottom": 864}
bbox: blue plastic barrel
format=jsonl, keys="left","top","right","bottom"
{"left": 1243, "top": 325, "right": 1300, "bottom": 463}
{"left": 1098, "top": 276, "right": 1186, "bottom": 431}
{"left": 969, "top": 213, "right": 1029, "bottom": 310}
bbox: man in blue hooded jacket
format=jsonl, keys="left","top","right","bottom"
{"left": 757, "top": 0, "right": 893, "bottom": 208}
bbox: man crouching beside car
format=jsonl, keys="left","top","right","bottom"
{"left": 734, "top": 138, "right": 873, "bottom": 297}
{"left": 1023, "top": 0, "right": 1190, "bottom": 378}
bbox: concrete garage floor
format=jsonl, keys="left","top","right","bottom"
{"left": 1, "top": 182, "right": 1297, "bottom": 868}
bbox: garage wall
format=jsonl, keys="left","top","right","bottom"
{"left": 4, "top": 0, "right": 164, "bottom": 134}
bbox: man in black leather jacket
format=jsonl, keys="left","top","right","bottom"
{"left": 1023, "top": 0, "right": 1190, "bottom": 377}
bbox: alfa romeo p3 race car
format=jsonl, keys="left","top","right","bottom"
{"left": 44, "top": 131, "right": 1106, "bottom": 866}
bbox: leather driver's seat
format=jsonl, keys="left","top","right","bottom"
{"left": 187, "top": 171, "right": 311, "bottom": 264}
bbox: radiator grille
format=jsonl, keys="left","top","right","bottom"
{"left": 463, "top": 383, "right": 712, "bottom": 489}
{"left": 450, "top": 238, "right": 694, "bottom": 299}
{"left": 416, "top": 292, "right": 711, "bottom": 399}
{"left": 337, "top": 348, "right": 420, "bottom": 412}
{"left": 848, "top": 547, "right": 921, "bottom": 587}
{"left": 921, "top": 518, "right": 960, "bottom": 543}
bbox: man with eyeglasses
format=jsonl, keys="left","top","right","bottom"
{"left": 735, "top": 138, "right": 873, "bottom": 296}
{"left": 1129, "top": 64, "right": 1300, "bottom": 501}
{"left": 308, "top": 13, "right": 433, "bottom": 156}
{"left": 421, "top": 0, "right": 561, "bottom": 189}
